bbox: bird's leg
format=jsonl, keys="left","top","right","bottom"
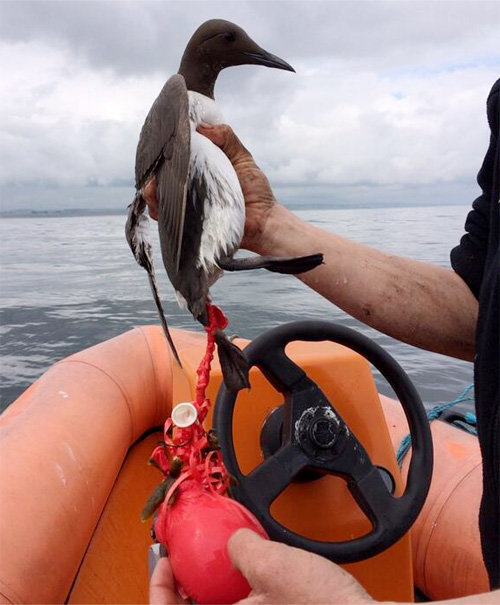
{"left": 196, "top": 303, "right": 250, "bottom": 392}
{"left": 218, "top": 253, "right": 324, "bottom": 275}
{"left": 213, "top": 331, "right": 250, "bottom": 391}
{"left": 197, "top": 305, "right": 209, "bottom": 328}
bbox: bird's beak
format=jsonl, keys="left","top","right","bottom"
{"left": 241, "top": 49, "right": 295, "bottom": 72}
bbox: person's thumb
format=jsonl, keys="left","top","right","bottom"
{"left": 197, "top": 123, "right": 252, "bottom": 165}
{"left": 228, "top": 528, "right": 285, "bottom": 594}
{"left": 228, "top": 529, "right": 374, "bottom": 604}
{"left": 149, "top": 556, "right": 184, "bottom": 604}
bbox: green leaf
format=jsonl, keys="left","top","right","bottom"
{"left": 140, "top": 477, "right": 174, "bottom": 521}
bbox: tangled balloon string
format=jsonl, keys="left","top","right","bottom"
{"left": 149, "top": 303, "right": 232, "bottom": 506}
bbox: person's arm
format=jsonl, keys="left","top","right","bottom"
{"left": 257, "top": 203, "right": 477, "bottom": 361}
{"left": 196, "top": 124, "right": 478, "bottom": 362}
{"left": 149, "top": 530, "right": 499, "bottom": 604}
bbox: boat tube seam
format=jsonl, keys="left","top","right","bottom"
{"left": 55, "top": 359, "right": 136, "bottom": 445}
{"left": 138, "top": 326, "right": 165, "bottom": 424}
{"left": 0, "top": 580, "right": 18, "bottom": 605}
{"left": 421, "top": 459, "right": 483, "bottom": 595}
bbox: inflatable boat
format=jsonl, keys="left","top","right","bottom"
{"left": 0, "top": 322, "right": 489, "bottom": 603}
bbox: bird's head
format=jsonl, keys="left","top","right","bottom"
{"left": 178, "top": 19, "right": 294, "bottom": 98}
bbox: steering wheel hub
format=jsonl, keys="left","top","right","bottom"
{"left": 296, "top": 406, "right": 346, "bottom": 457}
{"left": 310, "top": 417, "right": 338, "bottom": 448}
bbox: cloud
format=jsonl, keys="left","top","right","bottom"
{"left": 0, "top": 1, "right": 499, "bottom": 210}
{"left": 2, "top": 1, "right": 499, "bottom": 74}
{"left": 237, "top": 64, "right": 496, "bottom": 188}
{"left": 0, "top": 37, "right": 161, "bottom": 188}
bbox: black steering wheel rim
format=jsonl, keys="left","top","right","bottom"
{"left": 213, "top": 321, "right": 433, "bottom": 563}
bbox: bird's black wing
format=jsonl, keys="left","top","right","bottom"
{"left": 135, "top": 73, "right": 190, "bottom": 274}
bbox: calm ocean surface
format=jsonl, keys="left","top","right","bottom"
{"left": 0, "top": 204, "right": 474, "bottom": 412}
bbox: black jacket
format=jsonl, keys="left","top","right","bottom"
{"left": 451, "top": 78, "right": 499, "bottom": 590}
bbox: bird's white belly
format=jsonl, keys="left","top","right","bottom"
{"left": 190, "top": 132, "right": 245, "bottom": 272}
{"left": 187, "top": 92, "right": 245, "bottom": 275}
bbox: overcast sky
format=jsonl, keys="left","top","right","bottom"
{"left": 1, "top": 0, "right": 499, "bottom": 211}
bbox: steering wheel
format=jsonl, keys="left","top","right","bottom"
{"left": 213, "top": 321, "right": 433, "bottom": 563}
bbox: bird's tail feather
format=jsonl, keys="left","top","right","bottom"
{"left": 219, "top": 253, "right": 324, "bottom": 275}
{"left": 214, "top": 331, "right": 250, "bottom": 391}
{"left": 147, "top": 273, "right": 183, "bottom": 368}
{"left": 126, "top": 193, "right": 182, "bottom": 368}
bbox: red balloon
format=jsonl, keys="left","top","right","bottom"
{"left": 155, "top": 480, "right": 268, "bottom": 604}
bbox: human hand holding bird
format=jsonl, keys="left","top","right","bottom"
{"left": 196, "top": 123, "right": 279, "bottom": 255}
{"left": 145, "top": 122, "right": 280, "bottom": 257}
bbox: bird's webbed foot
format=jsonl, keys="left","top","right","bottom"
{"left": 214, "top": 331, "right": 250, "bottom": 391}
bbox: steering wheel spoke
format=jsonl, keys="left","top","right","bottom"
{"left": 243, "top": 443, "right": 309, "bottom": 507}
{"left": 257, "top": 347, "right": 306, "bottom": 392}
{"left": 348, "top": 466, "right": 398, "bottom": 530}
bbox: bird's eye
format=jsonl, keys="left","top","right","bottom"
{"left": 224, "top": 32, "right": 236, "bottom": 42}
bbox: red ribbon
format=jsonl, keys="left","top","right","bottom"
{"left": 150, "top": 303, "right": 231, "bottom": 504}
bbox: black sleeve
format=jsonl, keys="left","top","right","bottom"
{"left": 450, "top": 79, "right": 499, "bottom": 299}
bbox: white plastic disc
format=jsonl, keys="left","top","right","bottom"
{"left": 171, "top": 402, "right": 198, "bottom": 428}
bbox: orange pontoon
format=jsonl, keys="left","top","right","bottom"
{"left": 0, "top": 324, "right": 489, "bottom": 603}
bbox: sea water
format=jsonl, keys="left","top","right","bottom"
{"left": 0, "top": 204, "right": 474, "bottom": 411}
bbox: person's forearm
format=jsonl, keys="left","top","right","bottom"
{"left": 259, "top": 205, "right": 478, "bottom": 361}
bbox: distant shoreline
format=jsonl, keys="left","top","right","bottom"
{"left": 0, "top": 199, "right": 471, "bottom": 219}
{"left": 0, "top": 208, "right": 128, "bottom": 219}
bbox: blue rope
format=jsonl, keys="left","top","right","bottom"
{"left": 396, "top": 384, "right": 475, "bottom": 467}
{"left": 464, "top": 411, "right": 477, "bottom": 425}
{"left": 451, "top": 419, "right": 478, "bottom": 435}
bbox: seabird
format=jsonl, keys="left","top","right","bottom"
{"left": 126, "top": 19, "right": 323, "bottom": 389}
